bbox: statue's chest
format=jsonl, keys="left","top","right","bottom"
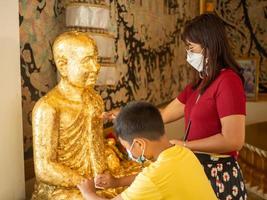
{"left": 83, "top": 97, "right": 103, "bottom": 120}
{"left": 59, "top": 97, "right": 103, "bottom": 130}
{"left": 56, "top": 95, "right": 104, "bottom": 175}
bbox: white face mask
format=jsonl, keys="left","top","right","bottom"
{"left": 186, "top": 49, "right": 204, "bottom": 72}
{"left": 126, "top": 140, "right": 146, "bottom": 164}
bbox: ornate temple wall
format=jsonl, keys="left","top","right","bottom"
{"left": 0, "top": 1, "right": 25, "bottom": 199}
{"left": 97, "top": 0, "right": 198, "bottom": 109}
{"left": 20, "top": 0, "right": 267, "bottom": 184}
{"left": 20, "top": 0, "right": 199, "bottom": 181}
{"left": 215, "top": 0, "right": 267, "bottom": 91}
{"left": 19, "top": 0, "right": 65, "bottom": 165}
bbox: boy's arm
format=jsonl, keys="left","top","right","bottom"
{"left": 78, "top": 173, "right": 162, "bottom": 200}
{"left": 77, "top": 179, "right": 123, "bottom": 200}
{"left": 95, "top": 172, "right": 136, "bottom": 188}
{"left": 116, "top": 174, "right": 136, "bottom": 187}
{"left": 82, "top": 193, "right": 123, "bottom": 200}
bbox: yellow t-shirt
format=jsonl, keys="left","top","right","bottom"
{"left": 121, "top": 145, "right": 217, "bottom": 200}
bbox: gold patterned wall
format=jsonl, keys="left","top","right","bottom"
{"left": 19, "top": 0, "right": 65, "bottom": 162}
{"left": 19, "top": 0, "right": 267, "bottom": 182}
{"left": 215, "top": 0, "right": 267, "bottom": 93}
{"left": 20, "top": 0, "right": 199, "bottom": 179}
{"left": 98, "top": 0, "right": 198, "bottom": 109}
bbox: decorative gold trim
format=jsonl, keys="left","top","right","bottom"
{"left": 199, "top": 0, "right": 205, "bottom": 14}
{"left": 66, "top": 3, "right": 109, "bottom": 10}
{"left": 98, "top": 57, "right": 114, "bottom": 63}
{"left": 67, "top": 26, "right": 114, "bottom": 36}
{"left": 99, "top": 62, "right": 116, "bottom": 67}
{"left": 88, "top": 31, "right": 115, "bottom": 39}
{"left": 199, "top": 0, "right": 215, "bottom": 14}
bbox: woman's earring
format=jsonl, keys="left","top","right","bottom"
{"left": 199, "top": 71, "right": 204, "bottom": 79}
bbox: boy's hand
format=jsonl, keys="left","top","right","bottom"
{"left": 94, "top": 171, "right": 118, "bottom": 189}
{"left": 77, "top": 179, "right": 96, "bottom": 196}
{"left": 170, "top": 139, "right": 183, "bottom": 146}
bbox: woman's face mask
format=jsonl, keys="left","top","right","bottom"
{"left": 186, "top": 49, "right": 204, "bottom": 72}
{"left": 126, "top": 140, "right": 146, "bottom": 164}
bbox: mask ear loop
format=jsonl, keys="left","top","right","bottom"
{"left": 138, "top": 142, "right": 146, "bottom": 164}
{"left": 129, "top": 140, "right": 135, "bottom": 152}
{"left": 129, "top": 140, "right": 147, "bottom": 164}
{"left": 127, "top": 140, "right": 136, "bottom": 160}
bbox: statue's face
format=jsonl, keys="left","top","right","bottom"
{"left": 66, "top": 44, "right": 100, "bottom": 88}
{"left": 54, "top": 33, "right": 100, "bottom": 88}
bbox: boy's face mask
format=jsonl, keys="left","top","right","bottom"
{"left": 126, "top": 140, "right": 146, "bottom": 164}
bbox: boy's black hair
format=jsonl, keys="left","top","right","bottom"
{"left": 114, "top": 101, "right": 165, "bottom": 143}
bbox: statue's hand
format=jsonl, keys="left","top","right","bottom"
{"left": 94, "top": 171, "right": 118, "bottom": 189}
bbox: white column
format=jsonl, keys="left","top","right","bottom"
{"left": 0, "top": 1, "right": 25, "bottom": 200}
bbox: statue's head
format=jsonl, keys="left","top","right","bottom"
{"left": 53, "top": 31, "right": 100, "bottom": 88}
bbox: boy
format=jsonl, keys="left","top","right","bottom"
{"left": 78, "top": 102, "right": 217, "bottom": 200}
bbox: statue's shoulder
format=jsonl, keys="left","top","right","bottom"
{"left": 32, "top": 88, "right": 60, "bottom": 116}
{"left": 94, "top": 92, "right": 104, "bottom": 108}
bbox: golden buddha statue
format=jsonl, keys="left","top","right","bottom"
{"left": 31, "top": 31, "right": 140, "bottom": 200}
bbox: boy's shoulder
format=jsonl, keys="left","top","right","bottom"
{"left": 142, "top": 146, "right": 193, "bottom": 174}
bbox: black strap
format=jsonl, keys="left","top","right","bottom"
{"left": 183, "top": 94, "right": 201, "bottom": 141}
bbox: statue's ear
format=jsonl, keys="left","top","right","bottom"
{"left": 56, "top": 56, "right": 68, "bottom": 77}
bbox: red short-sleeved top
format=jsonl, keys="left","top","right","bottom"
{"left": 177, "top": 69, "right": 246, "bottom": 157}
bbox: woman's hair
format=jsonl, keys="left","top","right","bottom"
{"left": 181, "top": 13, "right": 244, "bottom": 93}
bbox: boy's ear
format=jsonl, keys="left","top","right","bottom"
{"left": 135, "top": 138, "right": 147, "bottom": 148}
{"left": 55, "top": 56, "right": 68, "bottom": 77}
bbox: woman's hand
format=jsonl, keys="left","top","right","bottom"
{"left": 101, "top": 109, "right": 120, "bottom": 122}
{"left": 94, "top": 171, "right": 118, "bottom": 189}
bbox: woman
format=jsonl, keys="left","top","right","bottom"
{"left": 106, "top": 13, "right": 247, "bottom": 200}
{"left": 161, "top": 13, "right": 247, "bottom": 199}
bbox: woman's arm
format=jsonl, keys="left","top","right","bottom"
{"left": 172, "top": 115, "right": 245, "bottom": 153}
{"left": 160, "top": 98, "right": 185, "bottom": 124}
{"left": 105, "top": 98, "right": 185, "bottom": 124}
